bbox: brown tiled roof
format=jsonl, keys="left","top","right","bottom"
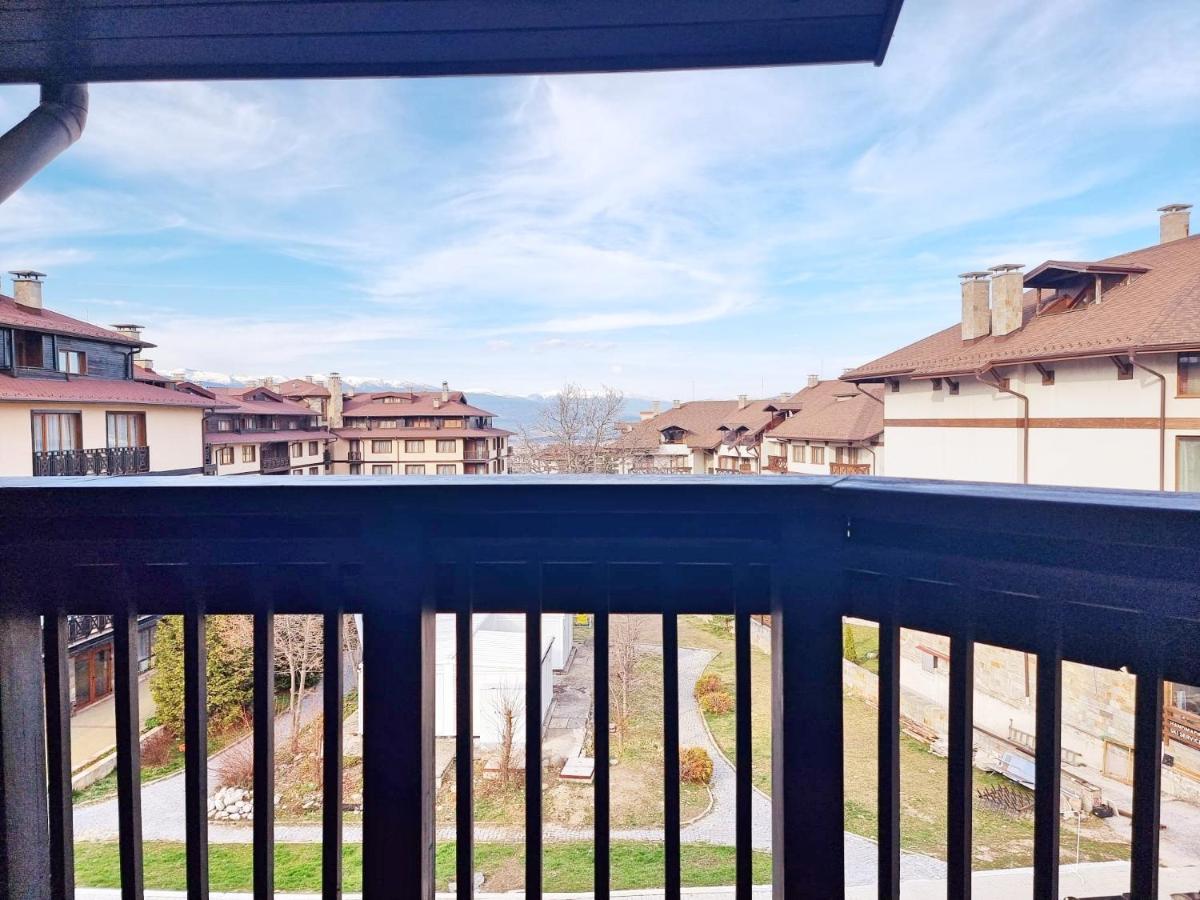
{"left": 133, "top": 364, "right": 175, "bottom": 385}
{"left": 206, "top": 429, "right": 336, "bottom": 445}
{"left": 209, "top": 386, "right": 318, "bottom": 417}
{"left": 613, "top": 399, "right": 780, "bottom": 452}
{"left": 0, "top": 373, "right": 220, "bottom": 407}
{"left": 768, "top": 381, "right": 883, "bottom": 442}
{"left": 843, "top": 235, "right": 1200, "bottom": 380}
{"left": 277, "top": 378, "right": 330, "bottom": 398}
{"left": 0, "top": 295, "right": 152, "bottom": 347}
{"left": 342, "top": 390, "right": 496, "bottom": 419}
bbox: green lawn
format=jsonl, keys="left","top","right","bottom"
{"left": 843, "top": 623, "right": 880, "bottom": 675}
{"left": 686, "top": 617, "right": 1130, "bottom": 870}
{"left": 74, "top": 841, "right": 773, "bottom": 892}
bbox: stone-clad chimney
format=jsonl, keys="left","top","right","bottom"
{"left": 327, "top": 372, "right": 344, "bottom": 428}
{"left": 960, "top": 271, "right": 991, "bottom": 341}
{"left": 737, "top": 394, "right": 749, "bottom": 410}
{"left": 1159, "top": 203, "right": 1191, "bottom": 244}
{"left": 806, "top": 374, "right": 820, "bottom": 389}
{"left": 10, "top": 270, "right": 45, "bottom": 311}
{"left": 441, "top": 380, "right": 450, "bottom": 402}
{"left": 988, "top": 264, "right": 1025, "bottom": 337}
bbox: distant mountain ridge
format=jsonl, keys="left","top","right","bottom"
{"left": 166, "top": 369, "right": 658, "bottom": 435}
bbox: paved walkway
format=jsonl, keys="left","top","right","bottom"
{"left": 71, "top": 674, "right": 157, "bottom": 767}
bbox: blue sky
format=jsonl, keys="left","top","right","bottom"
{"left": 1, "top": 0, "right": 1198, "bottom": 398}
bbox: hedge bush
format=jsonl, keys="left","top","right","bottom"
{"left": 693, "top": 674, "right": 723, "bottom": 700}
{"left": 680, "top": 746, "right": 714, "bottom": 785}
{"left": 698, "top": 689, "right": 734, "bottom": 715}
{"left": 150, "top": 615, "right": 254, "bottom": 736}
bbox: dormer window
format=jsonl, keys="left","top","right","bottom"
{"left": 15, "top": 330, "right": 44, "bottom": 368}
{"left": 661, "top": 426, "right": 686, "bottom": 445}
{"left": 57, "top": 349, "right": 86, "bottom": 374}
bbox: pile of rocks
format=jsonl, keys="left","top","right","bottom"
{"left": 208, "top": 786, "right": 253, "bottom": 821}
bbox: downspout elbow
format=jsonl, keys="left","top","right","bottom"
{"left": 1129, "top": 351, "right": 1167, "bottom": 491}
{"left": 974, "top": 368, "right": 1030, "bottom": 485}
{"left": 0, "top": 83, "right": 89, "bottom": 206}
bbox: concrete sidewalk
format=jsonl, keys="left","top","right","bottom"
{"left": 71, "top": 673, "right": 157, "bottom": 767}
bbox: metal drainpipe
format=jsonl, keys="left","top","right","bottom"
{"left": 975, "top": 369, "right": 1030, "bottom": 485}
{"left": 850, "top": 383, "right": 884, "bottom": 474}
{"left": 0, "top": 83, "right": 89, "bottom": 205}
{"left": 1129, "top": 351, "right": 1166, "bottom": 491}
{"left": 860, "top": 443, "right": 877, "bottom": 475}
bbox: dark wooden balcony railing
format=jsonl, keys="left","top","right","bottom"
{"left": 463, "top": 448, "right": 491, "bottom": 461}
{"left": 32, "top": 445, "right": 149, "bottom": 476}
{"left": 830, "top": 462, "right": 871, "bottom": 475}
{"left": 1, "top": 476, "right": 1198, "bottom": 899}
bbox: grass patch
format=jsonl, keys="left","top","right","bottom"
{"left": 843, "top": 623, "right": 880, "bottom": 675}
{"left": 75, "top": 841, "right": 771, "bottom": 892}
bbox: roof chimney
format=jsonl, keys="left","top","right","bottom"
{"left": 806, "top": 374, "right": 820, "bottom": 389}
{"left": 10, "top": 270, "right": 45, "bottom": 311}
{"left": 673, "top": 399, "right": 681, "bottom": 409}
{"left": 441, "top": 380, "right": 450, "bottom": 402}
{"left": 737, "top": 394, "right": 749, "bottom": 410}
{"left": 960, "top": 271, "right": 991, "bottom": 341}
{"left": 327, "top": 372, "right": 343, "bottom": 428}
{"left": 136, "top": 358, "right": 154, "bottom": 371}
{"left": 1158, "top": 203, "right": 1191, "bottom": 244}
{"left": 988, "top": 264, "right": 1025, "bottom": 337}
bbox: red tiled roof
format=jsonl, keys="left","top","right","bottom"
{"left": 332, "top": 427, "right": 513, "bottom": 439}
{"left": 843, "top": 235, "right": 1200, "bottom": 381}
{"left": 277, "top": 378, "right": 330, "bottom": 398}
{"left": 613, "top": 398, "right": 781, "bottom": 452}
{"left": 0, "top": 295, "right": 152, "bottom": 347}
{"left": 133, "top": 365, "right": 175, "bottom": 384}
{"left": 0, "top": 373, "right": 222, "bottom": 407}
{"left": 342, "top": 390, "right": 496, "bottom": 418}
{"left": 209, "top": 386, "right": 317, "bottom": 417}
{"left": 768, "top": 381, "right": 883, "bottom": 443}
{"left": 206, "top": 429, "right": 336, "bottom": 445}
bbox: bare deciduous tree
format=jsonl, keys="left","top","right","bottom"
{"left": 488, "top": 683, "right": 524, "bottom": 786}
{"left": 275, "top": 615, "right": 325, "bottom": 753}
{"left": 515, "top": 383, "right": 626, "bottom": 474}
{"left": 609, "top": 615, "right": 646, "bottom": 754}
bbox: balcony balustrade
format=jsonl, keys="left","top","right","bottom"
{"left": 31, "top": 446, "right": 150, "bottom": 476}
{"left": 0, "top": 476, "right": 1197, "bottom": 899}
{"left": 830, "top": 462, "right": 872, "bottom": 476}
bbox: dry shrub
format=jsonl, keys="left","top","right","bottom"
{"left": 680, "top": 746, "right": 713, "bottom": 785}
{"left": 140, "top": 728, "right": 176, "bottom": 768}
{"left": 216, "top": 740, "right": 255, "bottom": 791}
{"left": 693, "top": 674, "right": 722, "bottom": 700}
{"left": 699, "top": 689, "right": 734, "bottom": 715}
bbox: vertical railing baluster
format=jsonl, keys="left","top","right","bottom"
{"left": 525, "top": 569, "right": 543, "bottom": 898}
{"left": 593, "top": 567, "right": 611, "bottom": 900}
{"left": 876, "top": 586, "right": 901, "bottom": 900}
{"left": 253, "top": 606, "right": 275, "bottom": 900}
{"left": 455, "top": 564, "right": 474, "bottom": 900}
{"left": 1131, "top": 636, "right": 1164, "bottom": 900}
{"left": 323, "top": 606, "right": 344, "bottom": 899}
{"left": 947, "top": 623, "right": 975, "bottom": 898}
{"left": 734, "top": 575, "right": 752, "bottom": 900}
{"left": 112, "top": 586, "right": 144, "bottom": 900}
{"left": 183, "top": 594, "right": 209, "bottom": 899}
{"left": 663, "top": 610, "right": 681, "bottom": 900}
{"left": 43, "top": 612, "right": 75, "bottom": 900}
{"left": 1033, "top": 602, "right": 1062, "bottom": 900}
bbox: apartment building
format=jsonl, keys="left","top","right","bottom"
{"left": 761, "top": 377, "right": 884, "bottom": 475}
{"left": 0, "top": 272, "right": 216, "bottom": 476}
{"left": 614, "top": 396, "right": 784, "bottom": 474}
{"left": 277, "top": 376, "right": 332, "bottom": 425}
{"left": 842, "top": 203, "right": 1200, "bottom": 492}
{"left": 327, "top": 381, "right": 512, "bottom": 475}
{"left": 199, "top": 384, "right": 335, "bottom": 475}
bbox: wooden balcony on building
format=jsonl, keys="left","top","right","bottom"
{"left": 830, "top": 462, "right": 872, "bottom": 476}
{"left": 32, "top": 446, "right": 150, "bottom": 477}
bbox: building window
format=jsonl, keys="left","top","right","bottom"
{"left": 31, "top": 411, "right": 82, "bottom": 452}
{"left": 443, "top": 418, "right": 463, "bottom": 429}
{"left": 309, "top": 466, "right": 319, "bottom": 475}
{"left": 57, "top": 349, "right": 86, "bottom": 374}
{"left": 242, "top": 445, "right": 257, "bottom": 463}
{"left": 308, "top": 441, "right": 318, "bottom": 455}
{"left": 215, "top": 418, "right": 233, "bottom": 432}
{"left": 15, "top": 330, "right": 44, "bottom": 367}
{"left": 1179, "top": 354, "right": 1200, "bottom": 397}
{"left": 835, "top": 446, "right": 852, "bottom": 464}
{"left": 405, "top": 439, "right": 425, "bottom": 453}
{"left": 1180, "top": 438, "right": 1200, "bottom": 492}
{"left": 811, "top": 445, "right": 826, "bottom": 464}
{"left": 217, "top": 446, "right": 235, "bottom": 465}
{"left": 410, "top": 417, "right": 434, "bottom": 428}
{"left": 291, "top": 468, "right": 304, "bottom": 475}
{"left": 791, "top": 444, "right": 805, "bottom": 463}
{"left": 371, "top": 439, "right": 392, "bottom": 453}
{"left": 437, "top": 464, "right": 455, "bottom": 475}
{"left": 436, "top": 439, "right": 456, "bottom": 453}
{"left": 290, "top": 442, "right": 302, "bottom": 458}
{"left": 349, "top": 463, "right": 362, "bottom": 475}
{"left": 138, "top": 625, "right": 156, "bottom": 673}
{"left": 376, "top": 419, "right": 397, "bottom": 428}
{"left": 106, "top": 412, "right": 146, "bottom": 448}
{"left": 371, "top": 464, "right": 393, "bottom": 475}
{"left": 405, "top": 464, "right": 426, "bottom": 475}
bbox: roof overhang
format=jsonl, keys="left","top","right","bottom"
{"left": 0, "top": 1, "right": 906, "bottom": 83}
{"left": 1023, "top": 261, "right": 1149, "bottom": 289}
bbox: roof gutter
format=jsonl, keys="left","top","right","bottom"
{"left": 0, "top": 83, "right": 88, "bottom": 206}
{"left": 854, "top": 383, "right": 885, "bottom": 405}
{"left": 975, "top": 368, "right": 1029, "bottom": 485}
{"left": 1128, "top": 351, "right": 1166, "bottom": 491}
